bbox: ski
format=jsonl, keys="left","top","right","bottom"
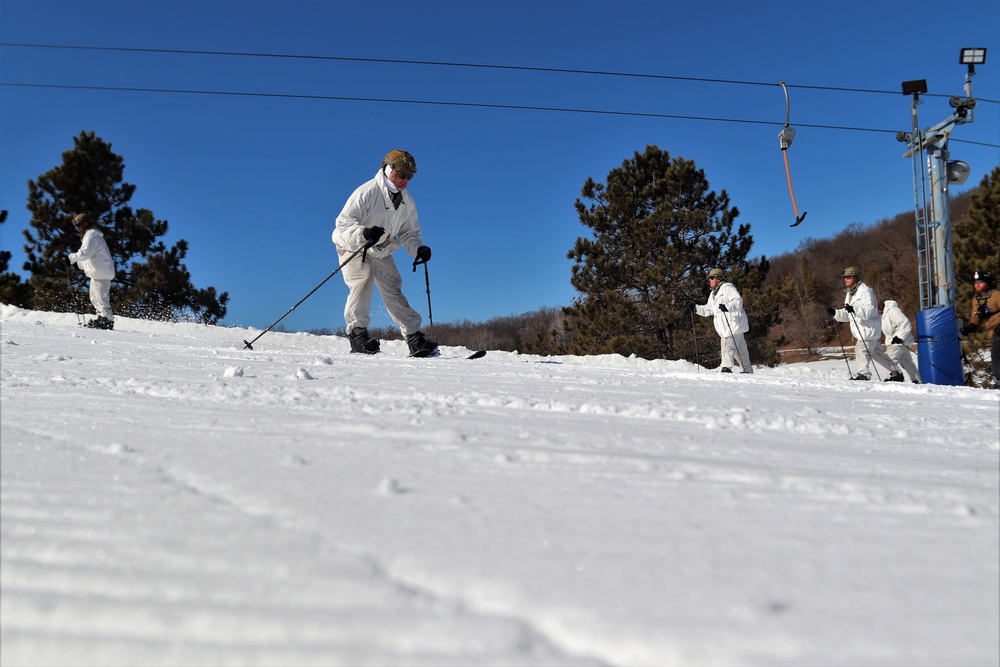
{"left": 408, "top": 349, "right": 486, "bottom": 359}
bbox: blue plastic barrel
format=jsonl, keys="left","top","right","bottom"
{"left": 915, "top": 306, "right": 964, "bottom": 386}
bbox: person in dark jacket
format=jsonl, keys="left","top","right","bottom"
{"left": 959, "top": 270, "right": 1000, "bottom": 387}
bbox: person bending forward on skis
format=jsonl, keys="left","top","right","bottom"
{"left": 331, "top": 149, "right": 436, "bottom": 356}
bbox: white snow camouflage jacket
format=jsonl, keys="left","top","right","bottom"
{"left": 695, "top": 281, "right": 749, "bottom": 337}
{"left": 68, "top": 228, "right": 115, "bottom": 281}
{"left": 331, "top": 171, "right": 423, "bottom": 260}
{"left": 833, "top": 281, "right": 881, "bottom": 341}
{"left": 881, "top": 300, "right": 914, "bottom": 345}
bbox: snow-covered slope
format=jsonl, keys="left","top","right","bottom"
{"left": 2, "top": 306, "right": 998, "bottom": 666}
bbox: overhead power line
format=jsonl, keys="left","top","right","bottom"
{"left": 3, "top": 81, "right": 997, "bottom": 148}
{"left": 0, "top": 81, "right": 894, "bottom": 133}
{"left": 1, "top": 43, "right": 997, "bottom": 148}
{"left": 3, "top": 42, "right": 998, "bottom": 104}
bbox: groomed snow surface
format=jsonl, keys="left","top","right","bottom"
{"left": 2, "top": 305, "right": 998, "bottom": 667}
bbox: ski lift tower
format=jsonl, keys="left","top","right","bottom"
{"left": 896, "top": 47, "right": 985, "bottom": 386}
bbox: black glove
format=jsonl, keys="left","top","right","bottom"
{"left": 718, "top": 304, "right": 728, "bottom": 312}
{"left": 844, "top": 304, "right": 855, "bottom": 314}
{"left": 362, "top": 226, "right": 385, "bottom": 244}
{"left": 688, "top": 303, "right": 697, "bottom": 313}
{"left": 959, "top": 324, "right": 974, "bottom": 336}
{"left": 826, "top": 306, "right": 836, "bottom": 317}
{"left": 416, "top": 245, "right": 431, "bottom": 262}
{"left": 891, "top": 336, "right": 903, "bottom": 345}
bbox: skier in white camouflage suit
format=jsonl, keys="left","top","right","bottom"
{"left": 690, "top": 267, "right": 753, "bottom": 373}
{"left": 68, "top": 213, "right": 115, "bottom": 330}
{"left": 880, "top": 299, "right": 920, "bottom": 383}
{"left": 826, "top": 267, "right": 903, "bottom": 381}
{"left": 332, "top": 149, "right": 436, "bottom": 356}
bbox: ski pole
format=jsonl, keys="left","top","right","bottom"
{"left": 690, "top": 309, "right": 700, "bottom": 370}
{"left": 243, "top": 243, "right": 371, "bottom": 350}
{"left": 848, "top": 311, "right": 882, "bottom": 381}
{"left": 719, "top": 305, "right": 741, "bottom": 369}
{"left": 832, "top": 320, "right": 854, "bottom": 378}
{"left": 413, "top": 256, "right": 433, "bottom": 338}
{"left": 67, "top": 263, "right": 84, "bottom": 326}
{"left": 958, "top": 336, "right": 975, "bottom": 386}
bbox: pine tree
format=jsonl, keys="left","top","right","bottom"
{"left": 954, "top": 166, "right": 1000, "bottom": 290}
{"left": 953, "top": 167, "right": 1000, "bottom": 387}
{"left": 565, "top": 145, "right": 773, "bottom": 360}
{"left": 20, "top": 131, "right": 228, "bottom": 323}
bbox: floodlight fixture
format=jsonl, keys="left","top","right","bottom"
{"left": 960, "top": 48, "right": 986, "bottom": 74}
{"left": 960, "top": 48, "right": 986, "bottom": 65}
{"left": 901, "top": 79, "right": 928, "bottom": 98}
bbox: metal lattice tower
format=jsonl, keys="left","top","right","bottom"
{"left": 905, "top": 105, "right": 934, "bottom": 310}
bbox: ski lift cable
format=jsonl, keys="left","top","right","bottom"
{"left": 2, "top": 42, "right": 998, "bottom": 105}
{"left": 1, "top": 80, "right": 996, "bottom": 149}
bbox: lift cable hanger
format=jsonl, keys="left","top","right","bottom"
{"left": 779, "top": 81, "right": 807, "bottom": 227}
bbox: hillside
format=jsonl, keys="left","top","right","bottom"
{"left": 763, "top": 190, "right": 977, "bottom": 351}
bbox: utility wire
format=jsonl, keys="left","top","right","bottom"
{"left": 2, "top": 42, "right": 997, "bottom": 147}
{"left": 3, "top": 81, "right": 997, "bottom": 148}
{"left": 3, "top": 42, "right": 998, "bottom": 104}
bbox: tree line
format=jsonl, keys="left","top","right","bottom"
{"left": 334, "top": 158, "right": 998, "bottom": 382}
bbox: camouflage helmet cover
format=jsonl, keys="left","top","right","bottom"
{"left": 707, "top": 268, "right": 725, "bottom": 279}
{"left": 842, "top": 266, "right": 861, "bottom": 278}
{"left": 382, "top": 149, "right": 417, "bottom": 175}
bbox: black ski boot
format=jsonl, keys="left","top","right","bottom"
{"left": 884, "top": 370, "right": 904, "bottom": 382}
{"left": 85, "top": 316, "right": 114, "bottom": 330}
{"left": 851, "top": 372, "right": 871, "bottom": 381}
{"left": 349, "top": 328, "right": 380, "bottom": 354}
{"left": 406, "top": 331, "right": 438, "bottom": 356}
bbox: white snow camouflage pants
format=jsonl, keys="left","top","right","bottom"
{"left": 336, "top": 247, "right": 422, "bottom": 336}
{"left": 89, "top": 278, "right": 113, "bottom": 320}
{"left": 854, "top": 338, "right": 899, "bottom": 378}
{"left": 885, "top": 343, "right": 919, "bottom": 382}
{"left": 721, "top": 332, "right": 753, "bottom": 372}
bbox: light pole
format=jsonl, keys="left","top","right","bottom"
{"left": 896, "top": 48, "right": 985, "bottom": 385}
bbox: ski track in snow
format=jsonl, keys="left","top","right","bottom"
{"left": 2, "top": 306, "right": 998, "bottom": 667}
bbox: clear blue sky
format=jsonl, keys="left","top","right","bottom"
{"left": 2, "top": 0, "right": 998, "bottom": 334}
